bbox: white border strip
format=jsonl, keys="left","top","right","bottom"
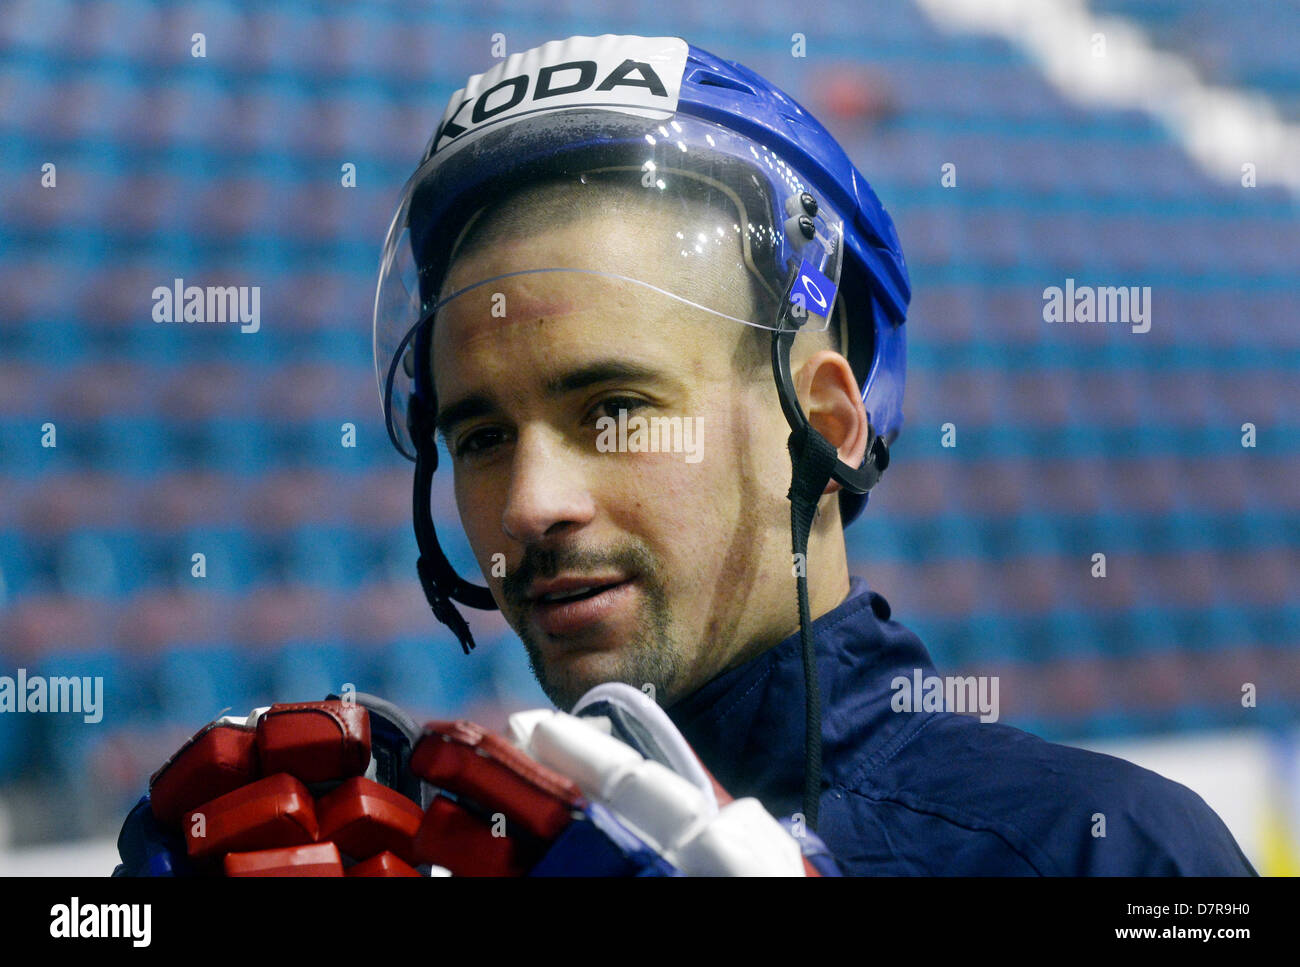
{"left": 915, "top": 0, "right": 1300, "bottom": 196}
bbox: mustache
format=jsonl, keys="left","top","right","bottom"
{"left": 501, "top": 541, "right": 658, "bottom": 608}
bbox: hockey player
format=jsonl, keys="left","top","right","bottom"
{"left": 371, "top": 34, "right": 1254, "bottom": 875}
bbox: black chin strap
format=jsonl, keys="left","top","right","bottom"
{"left": 785, "top": 420, "right": 841, "bottom": 831}
{"left": 770, "top": 283, "right": 891, "bottom": 833}
{"left": 409, "top": 403, "right": 495, "bottom": 655}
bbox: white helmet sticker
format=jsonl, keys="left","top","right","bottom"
{"left": 425, "top": 34, "right": 689, "bottom": 160}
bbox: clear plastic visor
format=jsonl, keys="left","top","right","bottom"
{"left": 374, "top": 114, "right": 844, "bottom": 460}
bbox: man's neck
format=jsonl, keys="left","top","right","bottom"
{"left": 717, "top": 507, "right": 853, "bottom": 678}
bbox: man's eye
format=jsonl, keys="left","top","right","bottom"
{"left": 454, "top": 427, "right": 505, "bottom": 457}
{"left": 591, "top": 396, "right": 647, "bottom": 422}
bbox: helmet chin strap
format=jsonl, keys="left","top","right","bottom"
{"left": 409, "top": 401, "right": 496, "bottom": 655}
{"left": 770, "top": 266, "right": 891, "bottom": 832}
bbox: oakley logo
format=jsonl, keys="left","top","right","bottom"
{"left": 801, "top": 274, "right": 828, "bottom": 310}
{"left": 429, "top": 36, "right": 688, "bottom": 158}
{"left": 789, "top": 259, "right": 837, "bottom": 320}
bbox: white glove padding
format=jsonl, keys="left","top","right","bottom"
{"left": 507, "top": 683, "right": 806, "bottom": 876}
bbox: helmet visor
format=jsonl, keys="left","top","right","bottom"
{"left": 374, "top": 111, "right": 845, "bottom": 460}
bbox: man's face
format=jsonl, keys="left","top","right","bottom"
{"left": 431, "top": 197, "right": 802, "bottom": 710}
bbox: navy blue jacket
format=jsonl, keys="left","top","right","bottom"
{"left": 668, "top": 577, "right": 1256, "bottom": 875}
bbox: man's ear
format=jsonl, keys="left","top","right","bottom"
{"left": 793, "top": 350, "right": 869, "bottom": 496}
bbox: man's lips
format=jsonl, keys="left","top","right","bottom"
{"left": 526, "top": 573, "right": 629, "bottom": 603}
{"left": 526, "top": 577, "right": 637, "bottom": 638}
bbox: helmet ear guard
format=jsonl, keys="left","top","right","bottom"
{"left": 771, "top": 266, "right": 887, "bottom": 498}
{"left": 833, "top": 255, "right": 894, "bottom": 528}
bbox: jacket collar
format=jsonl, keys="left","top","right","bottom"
{"left": 666, "top": 575, "right": 938, "bottom": 816}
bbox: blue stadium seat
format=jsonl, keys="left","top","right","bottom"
{"left": 21, "top": 317, "right": 83, "bottom": 363}
{"left": 0, "top": 533, "right": 34, "bottom": 601}
{"left": 24, "top": 648, "right": 142, "bottom": 782}
{"left": 380, "top": 635, "right": 455, "bottom": 718}
{"left": 0, "top": 703, "right": 29, "bottom": 777}
{"left": 281, "top": 525, "right": 358, "bottom": 587}
{"left": 1042, "top": 610, "right": 1105, "bottom": 661}
{"left": 35, "top": 648, "right": 142, "bottom": 722}
{"left": 197, "top": 419, "right": 273, "bottom": 473}
{"left": 482, "top": 633, "right": 551, "bottom": 708}
{"left": 53, "top": 530, "right": 146, "bottom": 598}
{"left": 269, "top": 639, "right": 368, "bottom": 705}
{"left": 174, "top": 528, "right": 258, "bottom": 591}
{"left": 0, "top": 419, "right": 54, "bottom": 475}
{"left": 153, "top": 645, "right": 256, "bottom": 724}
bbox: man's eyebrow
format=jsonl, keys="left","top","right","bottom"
{"left": 435, "top": 360, "right": 676, "bottom": 438}
{"left": 434, "top": 394, "right": 495, "bottom": 438}
{"left": 544, "top": 360, "right": 673, "bottom": 395}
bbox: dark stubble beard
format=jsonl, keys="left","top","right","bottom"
{"left": 501, "top": 540, "right": 685, "bottom": 711}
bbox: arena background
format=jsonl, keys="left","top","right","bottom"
{"left": 0, "top": 0, "right": 1296, "bottom": 875}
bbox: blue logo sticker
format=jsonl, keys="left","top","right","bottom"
{"left": 790, "top": 259, "right": 836, "bottom": 318}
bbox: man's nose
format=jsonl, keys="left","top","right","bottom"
{"left": 501, "top": 428, "right": 597, "bottom": 544}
